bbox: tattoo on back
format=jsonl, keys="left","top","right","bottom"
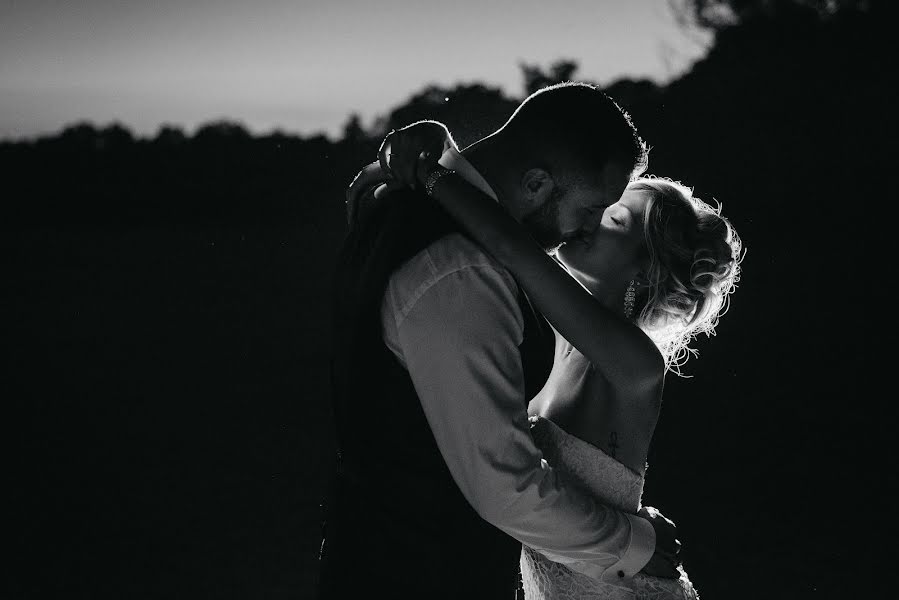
{"left": 608, "top": 431, "right": 619, "bottom": 458}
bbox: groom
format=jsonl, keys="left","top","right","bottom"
{"left": 319, "top": 82, "right": 679, "bottom": 599}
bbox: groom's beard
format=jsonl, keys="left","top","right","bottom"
{"left": 522, "top": 186, "right": 566, "bottom": 253}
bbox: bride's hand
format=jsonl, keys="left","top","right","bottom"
{"left": 345, "top": 160, "right": 390, "bottom": 226}
{"left": 378, "top": 120, "right": 456, "bottom": 191}
{"left": 345, "top": 121, "right": 455, "bottom": 226}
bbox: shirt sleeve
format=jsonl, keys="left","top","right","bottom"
{"left": 386, "top": 259, "right": 655, "bottom": 583}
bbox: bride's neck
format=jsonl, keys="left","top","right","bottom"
{"left": 570, "top": 269, "right": 632, "bottom": 320}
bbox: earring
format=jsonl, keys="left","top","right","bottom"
{"left": 623, "top": 280, "right": 636, "bottom": 320}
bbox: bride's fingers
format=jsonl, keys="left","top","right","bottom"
{"left": 377, "top": 131, "right": 395, "bottom": 177}
{"left": 377, "top": 127, "right": 447, "bottom": 192}
{"left": 416, "top": 150, "right": 439, "bottom": 185}
{"left": 405, "top": 139, "right": 439, "bottom": 189}
{"left": 388, "top": 134, "right": 417, "bottom": 189}
{"left": 374, "top": 179, "right": 404, "bottom": 200}
{"left": 399, "top": 147, "right": 419, "bottom": 190}
{"left": 346, "top": 161, "right": 380, "bottom": 189}
{"left": 346, "top": 161, "right": 387, "bottom": 203}
{"left": 346, "top": 161, "right": 390, "bottom": 224}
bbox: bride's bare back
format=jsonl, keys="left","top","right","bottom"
{"left": 529, "top": 330, "right": 663, "bottom": 477}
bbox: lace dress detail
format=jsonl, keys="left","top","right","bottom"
{"left": 521, "top": 416, "right": 699, "bottom": 600}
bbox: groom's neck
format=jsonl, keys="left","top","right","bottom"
{"left": 461, "top": 134, "right": 517, "bottom": 213}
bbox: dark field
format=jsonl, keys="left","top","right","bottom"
{"left": 8, "top": 223, "right": 343, "bottom": 597}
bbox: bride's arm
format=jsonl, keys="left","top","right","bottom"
{"left": 428, "top": 172, "right": 663, "bottom": 389}
{"left": 357, "top": 120, "right": 662, "bottom": 387}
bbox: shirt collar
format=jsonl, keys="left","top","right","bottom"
{"left": 438, "top": 147, "right": 498, "bottom": 202}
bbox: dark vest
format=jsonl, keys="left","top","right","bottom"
{"left": 318, "top": 189, "right": 555, "bottom": 599}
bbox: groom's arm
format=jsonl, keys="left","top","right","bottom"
{"left": 382, "top": 238, "right": 655, "bottom": 584}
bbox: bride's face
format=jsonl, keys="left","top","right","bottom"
{"left": 556, "top": 187, "right": 649, "bottom": 282}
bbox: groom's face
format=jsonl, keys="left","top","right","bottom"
{"left": 524, "top": 160, "right": 630, "bottom": 253}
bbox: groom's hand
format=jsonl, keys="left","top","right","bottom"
{"left": 378, "top": 120, "right": 456, "bottom": 191}
{"left": 637, "top": 506, "right": 682, "bottom": 579}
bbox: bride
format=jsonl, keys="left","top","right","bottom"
{"left": 348, "top": 121, "right": 743, "bottom": 599}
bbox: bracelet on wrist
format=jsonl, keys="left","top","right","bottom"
{"left": 424, "top": 166, "right": 456, "bottom": 197}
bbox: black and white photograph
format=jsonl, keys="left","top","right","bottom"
{"left": 4, "top": 1, "right": 889, "bottom": 598}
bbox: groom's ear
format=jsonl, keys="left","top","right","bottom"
{"left": 520, "top": 168, "right": 556, "bottom": 210}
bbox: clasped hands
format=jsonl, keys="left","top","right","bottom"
{"left": 345, "top": 120, "right": 456, "bottom": 225}
{"left": 637, "top": 505, "right": 682, "bottom": 579}
{"left": 528, "top": 418, "right": 682, "bottom": 578}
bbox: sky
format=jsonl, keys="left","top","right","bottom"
{"left": 0, "top": 0, "right": 711, "bottom": 141}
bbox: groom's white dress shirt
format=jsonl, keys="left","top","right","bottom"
{"left": 379, "top": 147, "right": 655, "bottom": 586}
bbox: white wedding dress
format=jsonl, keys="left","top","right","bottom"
{"left": 520, "top": 416, "right": 700, "bottom": 600}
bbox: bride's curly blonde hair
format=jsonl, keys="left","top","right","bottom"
{"left": 628, "top": 176, "right": 744, "bottom": 374}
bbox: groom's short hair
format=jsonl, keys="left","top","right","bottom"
{"left": 502, "top": 82, "right": 647, "bottom": 184}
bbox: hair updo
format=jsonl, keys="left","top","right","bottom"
{"left": 629, "top": 177, "right": 744, "bottom": 373}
